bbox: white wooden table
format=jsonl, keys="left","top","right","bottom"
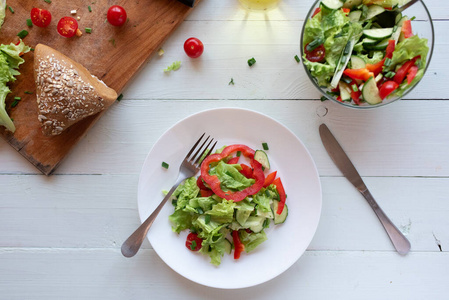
{"left": 1, "top": 1, "right": 448, "bottom": 298}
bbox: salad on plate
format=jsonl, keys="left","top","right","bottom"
{"left": 168, "top": 144, "right": 288, "bottom": 266}
{"left": 302, "top": 0, "right": 430, "bottom": 106}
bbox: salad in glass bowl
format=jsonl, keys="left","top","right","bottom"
{"left": 300, "top": 0, "right": 434, "bottom": 108}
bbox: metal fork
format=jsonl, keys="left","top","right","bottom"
{"left": 121, "top": 133, "right": 217, "bottom": 258}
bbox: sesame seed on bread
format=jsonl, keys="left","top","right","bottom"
{"left": 34, "top": 44, "right": 117, "bottom": 136}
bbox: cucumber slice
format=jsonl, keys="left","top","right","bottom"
{"left": 244, "top": 216, "right": 265, "bottom": 233}
{"left": 350, "top": 55, "right": 366, "bottom": 69}
{"left": 362, "top": 76, "right": 382, "bottom": 105}
{"left": 375, "top": 73, "right": 383, "bottom": 83}
{"left": 224, "top": 238, "right": 232, "bottom": 255}
{"left": 338, "top": 81, "right": 352, "bottom": 101}
{"left": 342, "top": 0, "right": 362, "bottom": 9}
{"left": 364, "top": 5, "right": 385, "bottom": 20}
{"left": 273, "top": 201, "right": 288, "bottom": 225}
{"left": 348, "top": 10, "right": 362, "bottom": 22}
{"left": 396, "top": 15, "right": 408, "bottom": 27}
{"left": 321, "top": 0, "right": 343, "bottom": 10}
{"left": 362, "top": 38, "right": 378, "bottom": 48}
{"left": 362, "top": 27, "right": 394, "bottom": 40}
{"left": 254, "top": 150, "right": 270, "bottom": 170}
{"left": 395, "top": 12, "right": 403, "bottom": 24}
{"left": 370, "top": 38, "right": 390, "bottom": 50}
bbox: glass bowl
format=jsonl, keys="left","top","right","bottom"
{"left": 300, "top": 0, "right": 435, "bottom": 109}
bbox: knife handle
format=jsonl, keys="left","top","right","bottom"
{"left": 177, "top": 0, "right": 196, "bottom": 7}
{"left": 360, "top": 189, "right": 411, "bottom": 255}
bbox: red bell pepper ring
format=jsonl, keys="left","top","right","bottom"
{"left": 227, "top": 157, "right": 239, "bottom": 164}
{"left": 393, "top": 56, "right": 419, "bottom": 84}
{"left": 273, "top": 177, "right": 286, "bottom": 215}
{"left": 343, "top": 68, "right": 374, "bottom": 82}
{"left": 401, "top": 20, "right": 413, "bottom": 39}
{"left": 200, "top": 189, "right": 214, "bottom": 197}
{"left": 196, "top": 176, "right": 209, "bottom": 190}
{"left": 232, "top": 230, "right": 245, "bottom": 259}
{"left": 239, "top": 164, "right": 253, "bottom": 179}
{"left": 311, "top": 7, "right": 321, "bottom": 18}
{"left": 263, "top": 171, "right": 277, "bottom": 188}
{"left": 407, "top": 65, "right": 419, "bottom": 84}
{"left": 200, "top": 145, "right": 265, "bottom": 202}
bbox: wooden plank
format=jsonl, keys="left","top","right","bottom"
{"left": 0, "top": 175, "right": 447, "bottom": 251}
{"left": 187, "top": 0, "right": 447, "bottom": 21}
{"left": 2, "top": 99, "right": 448, "bottom": 176}
{"left": 0, "top": 248, "right": 447, "bottom": 299}
{"left": 124, "top": 19, "right": 441, "bottom": 100}
{"left": 0, "top": 0, "right": 199, "bottom": 175}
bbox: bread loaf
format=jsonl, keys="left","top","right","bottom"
{"left": 34, "top": 44, "right": 117, "bottom": 136}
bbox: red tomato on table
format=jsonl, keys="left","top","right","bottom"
{"left": 57, "top": 17, "right": 78, "bottom": 38}
{"left": 184, "top": 37, "right": 204, "bottom": 58}
{"left": 107, "top": 5, "right": 127, "bottom": 26}
{"left": 31, "top": 8, "right": 52, "bottom": 28}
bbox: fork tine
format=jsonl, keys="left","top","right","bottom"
{"left": 185, "top": 133, "right": 205, "bottom": 159}
{"left": 189, "top": 135, "right": 211, "bottom": 163}
{"left": 201, "top": 140, "right": 217, "bottom": 164}
{"left": 195, "top": 138, "right": 216, "bottom": 165}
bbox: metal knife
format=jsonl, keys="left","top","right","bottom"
{"left": 319, "top": 123, "right": 411, "bottom": 255}
{"left": 177, "top": 0, "right": 196, "bottom": 7}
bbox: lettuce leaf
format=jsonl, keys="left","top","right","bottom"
{"left": 302, "top": 58, "right": 335, "bottom": 87}
{"left": 384, "top": 35, "right": 429, "bottom": 72}
{"left": 209, "top": 161, "right": 254, "bottom": 192}
{"left": 206, "top": 199, "right": 236, "bottom": 224}
{"left": 0, "top": 0, "right": 5, "bottom": 29}
{"left": 0, "top": 40, "right": 30, "bottom": 132}
{"left": 239, "top": 230, "right": 267, "bottom": 253}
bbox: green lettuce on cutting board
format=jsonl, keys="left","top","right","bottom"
{"left": 0, "top": 1, "right": 31, "bottom": 132}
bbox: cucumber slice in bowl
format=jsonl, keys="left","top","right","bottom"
{"left": 321, "top": 0, "right": 343, "bottom": 10}
{"left": 362, "top": 76, "right": 382, "bottom": 105}
{"left": 273, "top": 200, "right": 288, "bottom": 225}
{"left": 362, "top": 27, "right": 394, "bottom": 40}
{"left": 350, "top": 55, "right": 366, "bottom": 69}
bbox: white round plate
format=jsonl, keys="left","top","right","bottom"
{"left": 137, "top": 107, "right": 322, "bottom": 289}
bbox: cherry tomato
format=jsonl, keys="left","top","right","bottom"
{"left": 184, "top": 37, "right": 204, "bottom": 58}
{"left": 304, "top": 43, "right": 325, "bottom": 62}
{"left": 30, "top": 8, "right": 52, "bottom": 28}
{"left": 379, "top": 81, "right": 399, "bottom": 99}
{"left": 107, "top": 5, "right": 127, "bottom": 26}
{"left": 185, "top": 232, "right": 202, "bottom": 251}
{"left": 57, "top": 17, "right": 78, "bottom": 38}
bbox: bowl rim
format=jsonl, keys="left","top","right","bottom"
{"left": 300, "top": 0, "right": 435, "bottom": 109}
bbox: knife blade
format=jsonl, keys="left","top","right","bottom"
{"left": 319, "top": 123, "right": 411, "bottom": 255}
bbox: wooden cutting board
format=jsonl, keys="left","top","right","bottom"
{"left": 0, "top": 0, "right": 198, "bottom": 175}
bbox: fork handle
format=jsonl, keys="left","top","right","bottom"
{"left": 121, "top": 177, "right": 183, "bottom": 258}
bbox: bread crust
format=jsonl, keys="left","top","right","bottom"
{"left": 34, "top": 44, "right": 117, "bottom": 136}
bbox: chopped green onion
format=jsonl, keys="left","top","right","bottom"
{"left": 109, "top": 38, "right": 116, "bottom": 47}
{"left": 44, "top": 0, "right": 52, "bottom": 3}
{"left": 17, "top": 30, "right": 28, "bottom": 39}
{"left": 161, "top": 161, "right": 169, "bottom": 169}
{"left": 263, "top": 218, "right": 270, "bottom": 228}
{"left": 85, "top": 28, "right": 92, "bottom": 34}
{"left": 10, "top": 100, "right": 19, "bottom": 108}
{"left": 320, "top": 96, "right": 328, "bottom": 102}
{"left": 341, "top": 76, "right": 352, "bottom": 84}
{"left": 384, "top": 58, "right": 392, "bottom": 67}
{"left": 205, "top": 214, "right": 211, "bottom": 224}
{"left": 24, "top": 91, "right": 33, "bottom": 94}
{"left": 294, "top": 55, "right": 300, "bottom": 63}
{"left": 26, "top": 19, "right": 33, "bottom": 27}
{"left": 236, "top": 151, "right": 241, "bottom": 157}
{"left": 410, "top": 16, "right": 416, "bottom": 21}
{"left": 158, "top": 48, "right": 164, "bottom": 56}
{"left": 351, "top": 84, "right": 358, "bottom": 92}
{"left": 116, "top": 94, "right": 123, "bottom": 101}
{"left": 196, "top": 207, "right": 204, "bottom": 214}
{"left": 262, "top": 142, "right": 269, "bottom": 151}
{"left": 30, "top": 48, "right": 35, "bottom": 51}
{"left": 88, "top": 5, "right": 92, "bottom": 12}
{"left": 306, "top": 37, "right": 324, "bottom": 52}
{"left": 190, "top": 240, "right": 197, "bottom": 251}
{"left": 229, "top": 78, "right": 234, "bottom": 85}
{"left": 14, "top": 97, "right": 21, "bottom": 101}
{"left": 171, "top": 199, "right": 177, "bottom": 206}
{"left": 8, "top": 6, "right": 14, "bottom": 13}
{"left": 326, "top": 91, "right": 339, "bottom": 96}
{"left": 247, "top": 57, "right": 256, "bottom": 67}
{"left": 265, "top": 190, "right": 271, "bottom": 197}
{"left": 385, "top": 71, "right": 396, "bottom": 78}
